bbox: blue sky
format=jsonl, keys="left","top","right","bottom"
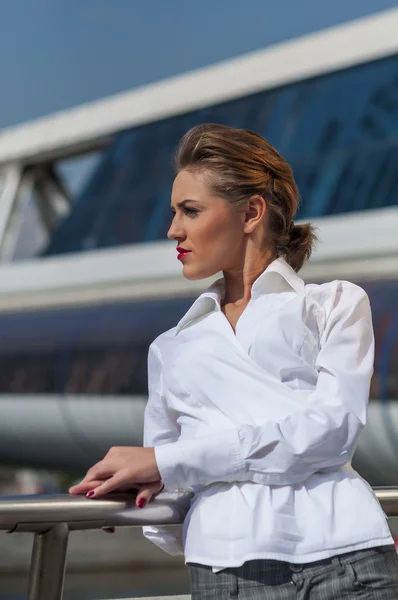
{"left": 1, "top": 0, "right": 397, "bottom": 130}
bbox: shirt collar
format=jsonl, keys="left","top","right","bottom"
{"left": 251, "top": 257, "right": 305, "bottom": 297}
{"left": 175, "top": 279, "right": 224, "bottom": 335}
{"left": 175, "top": 257, "right": 304, "bottom": 335}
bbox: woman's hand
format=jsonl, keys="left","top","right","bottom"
{"left": 68, "top": 446, "right": 161, "bottom": 499}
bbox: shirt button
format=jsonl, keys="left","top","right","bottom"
{"left": 289, "top": 564, "right": 304, "bottom": 573}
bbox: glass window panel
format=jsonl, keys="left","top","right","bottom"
{"left": 42, "top": 53, "right": 398, "bottom": 256}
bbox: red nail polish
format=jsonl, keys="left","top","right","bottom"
{"left": 86, "top": 491, "right": 95, "bottom": 498}
{"left": 137, "top": 498, "right": 147, "bottom": 509}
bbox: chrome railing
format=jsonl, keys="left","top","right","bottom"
{"left": 0, "top": 487, "right": 397, "bottom": 600}
{"left": 0, "top": 490, "right": 192, "bottom": 600}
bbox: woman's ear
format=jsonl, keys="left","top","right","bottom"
{"left": 243, "top": 195, "right": 267, "bottom": 234}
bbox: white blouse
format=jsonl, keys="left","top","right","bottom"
{"left": 142, "top": 257, "right": 392, "bottom": 569}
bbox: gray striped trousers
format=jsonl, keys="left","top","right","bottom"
{"left": 188, "top": 545, "right": 398, "bottom": 599}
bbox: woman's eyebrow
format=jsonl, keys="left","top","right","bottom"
{"left": 178, "top": 199, "right": 201, "bottom": 207}
{"left": 171, "top": 199, "right": 201, "bottom": 208}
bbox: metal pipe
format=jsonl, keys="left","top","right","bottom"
{"left": 0, "top": 488, "right": 397, "bottom": 533}
{"left": 0, "top": 491, "right": 193, "bottom": 533}
{"left": 28, "top": 523, "right": 69, "bottom": 600}
{"left": 374, "top": 487, "right": 398, "bottom": 517}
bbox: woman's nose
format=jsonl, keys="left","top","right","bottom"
{"left": 167, "top": 224, "right": 175, "bottom": 240}
{"left": 167, "top": 218, "right": 183, "bottom": 240}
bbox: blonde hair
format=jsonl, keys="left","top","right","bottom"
{"left": 174, "top": 123, "right": 316, "bottom": 272}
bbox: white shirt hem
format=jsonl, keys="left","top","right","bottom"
{"left": 184, "top": 536, "right": 395, "bottom": 569}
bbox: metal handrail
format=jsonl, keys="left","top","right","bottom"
{"left": 0, "top": 490, "right": 192, "bottom": 600}
{"left": 0, "top": 487, "right": 397, "bottom": 600}
{"left": 0, "top": 490, "right": 193, "bottom": 533}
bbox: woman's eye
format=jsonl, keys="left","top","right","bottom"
{"left": 183, "top": 207, "right": 198, "bottom": 216}
{"left": 170, "top": 207, "right": 198, "bottom": 217}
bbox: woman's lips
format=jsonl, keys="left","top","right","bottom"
{"left": 176, "top": 247, "right": 191, "bottom": 260}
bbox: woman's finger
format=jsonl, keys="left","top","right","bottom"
{"left": 69, "top": 479, "right": 141, "bottom": 496}
{"left": 136, "top": 481, "right": 164, "bottom": 508}
{"left": 69, "top": 460, "right": 116, "bottom": 493}
{"left": 69, "top": 479, "right": 104, "bottom": 495}
{"left": 84, "top": 472, "right": 128, "bottom": 498}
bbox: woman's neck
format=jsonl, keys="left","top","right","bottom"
{"left": 222, "top": 249, "right": 276, "bottom": 306}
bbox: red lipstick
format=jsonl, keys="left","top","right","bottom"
{"left": 176, "top": 246, "right": 191, "bottom": 260}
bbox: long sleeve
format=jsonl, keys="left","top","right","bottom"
{"left": 142, "top": 342, "right": 184, "bottom": 556}
{"left": 143, "top": 342, "right": 180, "bottom": 451}
{"left": 155, "top": 281, "right": 374, "bottom": 489}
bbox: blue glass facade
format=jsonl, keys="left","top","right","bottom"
{"left": 44, "top": 53, "right": 398, "bottom": 256}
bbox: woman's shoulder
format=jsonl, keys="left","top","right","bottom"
{"left": 303, "top": 280, "right": 370, "bottom": 323}
{"left": 304, "top": 279, "right": 368, "bottom": 302}
{"left": 149, "top": 326, "right": 179, "bottom": 360}
{"left": 301, "top": 280, "right": 370, "bottom": 340}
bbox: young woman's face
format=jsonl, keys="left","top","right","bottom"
{"left": 168, "top": 169, "right": 246, "bottom": 280}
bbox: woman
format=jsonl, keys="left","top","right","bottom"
{"left": 70, "top": 124, "right": 398, "bottom": 598}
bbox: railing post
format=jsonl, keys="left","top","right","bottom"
{"left": 28, "top": 523, "right": 69, "bottom": 600}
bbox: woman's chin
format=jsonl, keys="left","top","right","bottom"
{"left": 182, "top": 264, "right": 217, "bottom": 281}
{"left": 182, "top": 268, "right": 203, "bottom": 281}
